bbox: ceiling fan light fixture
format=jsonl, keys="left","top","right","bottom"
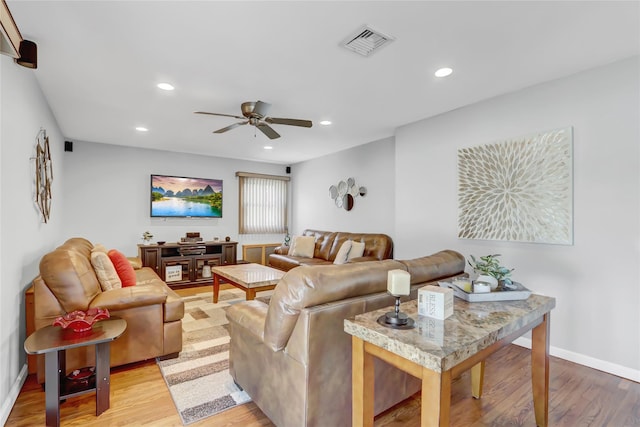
{"left": 157, "top": 82, "right": 174, "bottom": 91}
{"left": 135, "top": 126, "right": 148, "bottom": 132}
{"left": 264, "top": 145, "right": 273, "bottom": 150}
{"left": 320, "top": 120, "right": 332, "bottom": 126}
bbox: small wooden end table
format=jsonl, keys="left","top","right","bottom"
{"left": 212, "top": 263, "right": 285, "bottom": 303}
{"left": 24, "top": 318, "right": 127, "bottom": 427}
{"left": 345, "top": 294, "right": 555, "bottom": 427}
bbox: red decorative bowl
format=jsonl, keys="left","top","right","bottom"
{"left": 53, "top": 308, "right": 110, "bottom": 333}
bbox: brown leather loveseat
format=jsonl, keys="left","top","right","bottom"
{"left": 227, "top": 249, "right": 465, "bottom": 427}
{"left": 30, "top": 237, "right": 184, "bottom": 383}
{"left": 268, "top": 229, "right": 394, "bottom": 271}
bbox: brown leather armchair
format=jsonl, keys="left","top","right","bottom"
{"left": 227, "top": 250, "right": 465, "bottom": 427}
{"left": 268, "top": 229, "right": 394, "bottom": 271}
{"left": 30, "top": 238, "right": 184, "bottom": 383}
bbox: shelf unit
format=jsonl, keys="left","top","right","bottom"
{"left": 138, "top": 241, "right": 237, "bottom": 289}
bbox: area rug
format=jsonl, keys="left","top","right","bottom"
{"left": 157, "top": 288, "right": 252, "bottom": 425}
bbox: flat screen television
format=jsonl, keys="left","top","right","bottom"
{"left": 150, "top": 174, "right": 223, "bottom": 218}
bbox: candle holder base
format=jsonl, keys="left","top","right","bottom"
{"left": 377, "top": 312, "right": 415, "bottom": 329}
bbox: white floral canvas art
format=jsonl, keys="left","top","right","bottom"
{"left": 458, "top": 127, "right": 573, "bottom": 245}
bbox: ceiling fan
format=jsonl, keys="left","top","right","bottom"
{"left": 195, "top": 101, "right": 312, "bottom": 140}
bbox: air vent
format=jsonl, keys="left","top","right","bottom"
{"left": 341, "top": 25, "right": 394, "bottom": 57}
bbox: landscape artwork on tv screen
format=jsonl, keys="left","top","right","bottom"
{"left": 151, "top": 174, "right": 223, "bottom": 218}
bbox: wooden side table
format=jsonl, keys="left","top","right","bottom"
{"left": 345, "top": 295, "right": 555, "bottom": 426}
{"left": 24, "top": 318, "right": 127, "bottom": 427}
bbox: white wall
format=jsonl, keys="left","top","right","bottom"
{"left": 290, "top": 137, "right": 395, "bottom": 236}
{"left": 0, "top": 55, "right": 66, "bottom": 423}
{"left": 61, "top": 141, "right": 288, "bottom": 253}
{"left": 394, "top": 56, "right": 639, "bottom": 378}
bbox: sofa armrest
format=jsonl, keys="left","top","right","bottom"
{"left": 273, "top": 246, "right": 289, "bottom": 255}
{"left": 227, "top": 300, "right": 267, "bottom": 341}
{"left": 89, "top": 286, "right": 167, "bottom": 311}
{"left": 127, "top": 256, "right": 143, "bottom": 269}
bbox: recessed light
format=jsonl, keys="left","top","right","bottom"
{"left": 320, "top": 120, "right": 332, "bottom": 126}
{"left": 264, "top": 145, "right": 273, "bottom": 150}
{"left": 157, "top": 83, "right": 174, "bottom": 91}
{"left": 136, "top": 127, "right": 148, "bottom": 132}
{"left": 434, "top": 67, "right": 453, "bottom": 78}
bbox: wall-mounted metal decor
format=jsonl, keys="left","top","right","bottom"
{"left": 34, "top": 128, "right": 53, "bottom": 223}
{"left": 329, "top": 177, "right": 366, "bottom": 211}
{"left": 457, "top": 127, "right": 573, "bottom": 245}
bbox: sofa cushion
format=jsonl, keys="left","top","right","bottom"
{"left": 288, "top": 236, "right": 315, "bottom": 258}
{"left": 108, "top": 249, "right": 137, "bottom": 287}
{"left": 91, "top": 250, "right": 122, "bottom": 291}
{"left": 39, "top": 242, "right": 102, "bottom": 313}
{"left": 347, "top": 241, "right": 365, "bottom": 261}
{"left": 333, "top": 240, "right": 352, "bottom": 265}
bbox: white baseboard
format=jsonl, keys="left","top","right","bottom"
{"left": 513, "top": 337, "right": 640, "bottom": 383}
{"left": 0, "top": 364, "right": 28, "bottom": 426}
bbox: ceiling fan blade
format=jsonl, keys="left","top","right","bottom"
{"left": 195, "top": 111, "right": 245, "bottom": 120}
{"left": 256, "top": 123, "right": 280, "bottom": 139}
{"left": 213, "top": 121, "right": 248, "bottom": 134}
{"left": 253, "top": 101, "right": 272, "bottom": 118}
{"left": 265, "top": 117, "right": 313, "bottom": 128}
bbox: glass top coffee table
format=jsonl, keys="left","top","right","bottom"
{"left": 212, "top": 263, "right": 285, "bottom": 303}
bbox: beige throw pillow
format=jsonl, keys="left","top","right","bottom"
{"left": 289, "top": 235, "right": 315, "bottom": 258}
{"left": 91, "top": 250, "right": 122, "bottom": 291}
{"left": 347, "top": 241, "right": 365, "bottom": 260}
{"left": 333, "top": 240, "right": 352, "bottom": 264}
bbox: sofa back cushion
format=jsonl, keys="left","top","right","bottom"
{"left": 398, "top": 250, "right": 465, "bottom": 285}
{"left": 329, "top": 232, "right": 393, "bottom": 261}
{"left": 302, "top": 229, "right": 336, "bottom": 261}
{"left": 263, "top": 259, "right": 407, "bottom": 351}
{"left": 39, "top": 237, "right": 101, "bottom": 313}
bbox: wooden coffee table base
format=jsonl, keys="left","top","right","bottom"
{"left": 213, "top": 274, "right": 278, "bottom": 303}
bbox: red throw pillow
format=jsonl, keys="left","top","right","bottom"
{"left": 108, "top": 249, "right": 137, "bottom": 287}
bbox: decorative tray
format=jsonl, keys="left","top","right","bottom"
{"left": 53, "top": 308, "right": 110, "bottom": 333}
{"left": 438, "top": 280, "right": 531, "bottom": 302}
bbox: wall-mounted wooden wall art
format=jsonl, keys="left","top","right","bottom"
{"left": 34, "top": 128, "right": 53, "bottom": 223}
{"left": 457, "top": 127, "right": 573, "bottom": 245}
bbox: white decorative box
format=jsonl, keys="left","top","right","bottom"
{"left": 418, "top": 285, "right": 453, "bottom": 320}
{"left": 165, "top": 265, "right": 182, "bottom": 282}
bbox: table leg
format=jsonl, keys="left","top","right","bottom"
{"left": 422, "top": 367, "right": 451, "bottom": 427}
{"left": 213, "top": 274, "right": 221, "bottom": 303}
{"left": 352, "top": 336, "right": 374, "bottom": 427}
{"left": 532, "top": 313, "right": 550, "bottom": 427}
{"left": 246, "top": 289, "right": 256, "bottom": 300}
{"left": 44, "top": 350, "right": 61, "bottom": 427}
{"left": 95, "top": 342, "right": 111, "bottom": 416}
{"left": 471, "top": 361, "right": 485, "bottom": 399}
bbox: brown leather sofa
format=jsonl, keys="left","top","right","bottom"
{"left": 227, "top": 249, "right": 465, "bottom": 427}
{"left": 268, "top": 229, "right": 394, "bottom": 271}
{"left": 31, "top": 237, "right": 184, "bottom": 383}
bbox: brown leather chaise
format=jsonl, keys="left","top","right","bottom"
{"left": 30, "top": 237, "right": 184, "bottom": 383}
{"left": 227, "top": 249, "right": 465, "bottom": 427}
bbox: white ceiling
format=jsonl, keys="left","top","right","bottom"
{"left": 8, "top": 1, "right": 640, "bottom": 165}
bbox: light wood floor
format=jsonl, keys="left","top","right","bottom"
{"left": 7, "top": 286, "right": 640, "bottom": 426}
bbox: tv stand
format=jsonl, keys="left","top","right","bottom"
{"left": 138, "top": 241, "right": 237, "bottom": 289}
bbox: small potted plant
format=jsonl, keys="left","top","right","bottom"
{"left": 142, "top": 231, "right": 154, "bottom": 245}
{"left": 467, "top": 254, "right": 514, "bottom": 290}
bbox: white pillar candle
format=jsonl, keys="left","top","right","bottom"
{"left": 387, "top": 269, "right": 411, "bottom": 296}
